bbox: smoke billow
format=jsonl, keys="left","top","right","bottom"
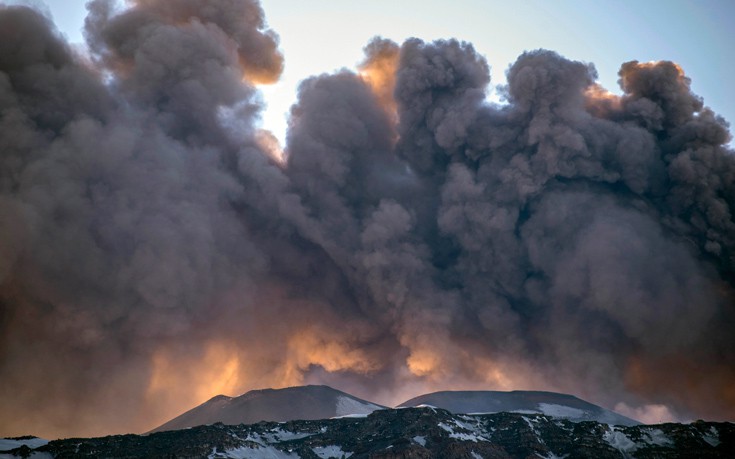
{"left": 1, "top": 1, "right": 734, "bottom": 438}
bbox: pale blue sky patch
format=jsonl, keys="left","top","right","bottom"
{"left": 9, "top": 0, "right": 734, "bottom": 145}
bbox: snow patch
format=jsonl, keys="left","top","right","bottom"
{"left": 438, "top": 420, "right": 490, "bottom": 442}
{"left": 244, "top": 428, "right": 313, "bottom": 446}
{"left": 335, "top": 396, "right": 381, "bottom": 417}
{"left": 470, "top": 452, "right": 483, "bottom": 459}
{"left": 521, "top": 416, "right": 546, "bottom": 446}
{"left": 642, "top": 428, "right": 673, "bottom": 447}
{"left": 603, "top": 427, "right": 637, "bottom": 454}
{"left": 703, "top": 426, "right": 720, "bottom": 447}
{"left": 438, "top": 422, "right": 454, "bottom": 433}
{"left": 534, "top": 453, "right": 569, "bottom": 459}
{"left": 312, "top": 445, "right": 352, "bottom": 458}
{"left": 522, "top": 416, "right": 539, "bottom": 432}
{"left": 331, "top": 413, "right": 369, "bottom": 419}
{"left": 265, "top": 428, "right": 313, "bottom": 442}
{"left": 450, "top": 431, "right": 485, "bottom": 442}
{"left": 209, "top": 445, "right": 299, "bottom": 459}
{"left": 538, "top": 403, "right": 586, "bottom": 419}
{"left": 412, "top": 436, "right": 426, "bottom": 446}
{"left": 553, "top": 420, "right": 574, "bottom": 432}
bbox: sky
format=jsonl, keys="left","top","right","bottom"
{"left": 1, "top": 0, "right": 735, "bottom": 439}
{"left": 12, "top": 0, "right": 735, "bottom": 145}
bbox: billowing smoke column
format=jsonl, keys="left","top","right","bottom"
{"left": 1, "top": 0, "right": 734, "bottom": 438}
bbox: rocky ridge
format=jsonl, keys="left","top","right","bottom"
{"left": 3, "top": 406, "right": 733, "bottom": 458}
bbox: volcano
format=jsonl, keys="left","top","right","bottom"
{"left": 399, "top": 390, "right": 640, "bottom": 426}
{"left": 152, "top": 385, "right": 639, "bottom": 434}
{"left": 150, "top": 385, "right": 385, "bottom": 433}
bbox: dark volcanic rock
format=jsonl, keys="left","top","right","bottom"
{"left": 9, "top": 407, "right": 733, "bottom": 458}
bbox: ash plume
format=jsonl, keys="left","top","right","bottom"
{"left": 1, "top": 1, "right": 734, "bottom": 438}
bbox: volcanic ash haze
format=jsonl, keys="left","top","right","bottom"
{"left": 0, "top": 0, "right": 734, "bottom": 438}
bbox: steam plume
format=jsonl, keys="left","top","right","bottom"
{"left": 1, "top": 1, "right": 734, "bottom": 438}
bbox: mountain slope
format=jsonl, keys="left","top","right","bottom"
{"left": 399, "top": 390, "right": 640, "bottom": 426}
{"left": 9, "top": 407, "right": 733, "bottom": 458}
{"left": 151, "top": 385, "right": 385, "bottom": 432}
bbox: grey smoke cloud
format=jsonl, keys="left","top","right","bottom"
{"left": 1, "top": 1, "right": 734, "bottom": 439}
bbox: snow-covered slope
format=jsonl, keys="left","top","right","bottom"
{"left": 151, "top": 385, "right": 384, "bottom": 433}
{"left": 12, "top": 408, "right": 734, "bottom": 458}
{"left": 399, "top": 390, "right": 640, "bottom": 426}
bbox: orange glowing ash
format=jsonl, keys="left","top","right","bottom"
{"left": 359, "top": 39, "right": 400, "bottom": 123}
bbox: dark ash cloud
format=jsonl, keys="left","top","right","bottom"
{"left": 1, "top": 1, "right": 733, "bottom": 438}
